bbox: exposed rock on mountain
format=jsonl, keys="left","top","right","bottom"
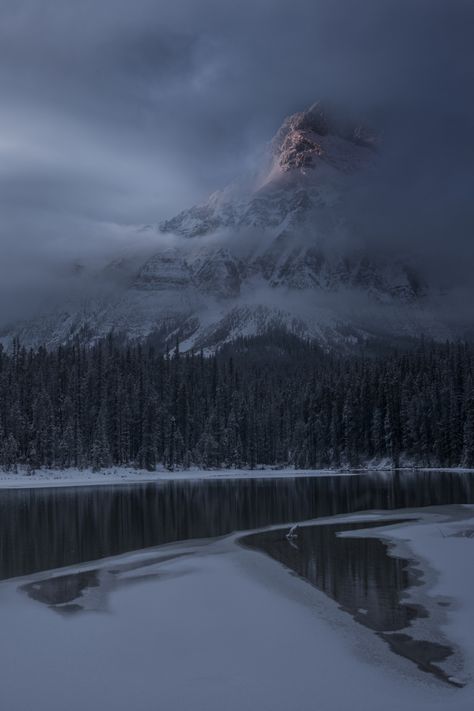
{"left": 2, "top": 102, "right": 466, "bottom": 351}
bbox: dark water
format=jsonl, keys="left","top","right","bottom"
{"left": 0, "top": 470, "right": 473, "bottom": 580}
{"left": 20, "top": 549, "right": 193, "bottom": 616}
{"left": 242, "top": 519, "right": 460, "bottom": 686}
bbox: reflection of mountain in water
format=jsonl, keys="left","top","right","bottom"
{"left": 242, "top": 519, "right": 461, "bottom": 687}
{"left": 1, "top": 470, "right": 473, "bottom": 580}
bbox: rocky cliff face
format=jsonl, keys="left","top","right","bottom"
{"left": 3, "top": 103, "right": 463, "bottom": 351}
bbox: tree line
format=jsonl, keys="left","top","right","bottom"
{"left": 0, "top": 332, "right": 473, "bottom": 472}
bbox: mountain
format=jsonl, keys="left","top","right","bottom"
{"left": 2, "top": 102, "right": 466, "bottom": 351}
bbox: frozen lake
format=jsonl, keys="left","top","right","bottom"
{"left": 1, "top": 471, "right": 474, "bottom": 710}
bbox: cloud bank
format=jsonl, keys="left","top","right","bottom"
{"left": 0, "top": 0, "right": 473, "bottom": 322}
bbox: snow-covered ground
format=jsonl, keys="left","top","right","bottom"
{"left": 354, "top": 506, "right": 474, "bottom": 691}
{"left": 1, "top": 465, "right": 473, "bottom": 489}
{"left": 0, "top": 466, "right": 357, "bottom": 489}
{"left": 0, "top": 507, "right": 473, "bottom": 710}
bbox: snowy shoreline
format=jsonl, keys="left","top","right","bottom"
{"left": 0, "top": 465, "right": 473, "bottom": 490}
{"left": 2, "top": 507, "right": 474, "bottom": 709}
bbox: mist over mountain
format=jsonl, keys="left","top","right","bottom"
{"left": 3, "top": 9, "right": 474, "bottom": 711}
{"left": 3, "top": 101, "right": 472, "bottom": 351}
{"left": 1, "top": 1, "right": 473, "bottom": 344}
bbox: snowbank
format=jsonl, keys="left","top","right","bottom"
{"left": 1, "top": 465, "right": 473, "bottom": 490}
{"left": 2, "top": 513, "right": 472, "bottom": 711}
{"left": 0, "top": 465, "right": 356, "bottom": 489}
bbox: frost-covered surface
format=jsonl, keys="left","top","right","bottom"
{"left": 0, "top": 508, "right": 473, "bottom": 710}
{"left": 358, "top": 506, "right": 474, "bottom": 691}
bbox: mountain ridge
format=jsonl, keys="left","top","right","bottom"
{"left": 2, "top": 102, "right": 468, "bottom": 351}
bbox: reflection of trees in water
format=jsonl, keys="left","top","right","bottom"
{"left": 243, "top": 520, "right": 418, "bottom": 632}
{"left": 243, "top": 520, "right": 461, "bottom": 687}
{"left": 0, "top": 470, "right": 473, "bottom": 580}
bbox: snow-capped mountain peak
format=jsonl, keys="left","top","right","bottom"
{"left": 270, "top": 101, "right": 378, "bottom": 176}
{"left": 2, "top": 102, "right": 467, "bottom": 351}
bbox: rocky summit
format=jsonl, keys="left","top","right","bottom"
{"left": 3, "top": 103, "right": 468, "bottom": 351}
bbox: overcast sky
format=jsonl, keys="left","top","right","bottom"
{"left": 0, "top": 0, "right": 473, "bottom": 317}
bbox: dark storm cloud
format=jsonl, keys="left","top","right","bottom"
{"left": 0, "top": 0, "right": 473, "bottom": 322}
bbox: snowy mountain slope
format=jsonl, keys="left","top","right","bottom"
{"left": 2, "top": 102, "right": 466, "bottom": 350}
